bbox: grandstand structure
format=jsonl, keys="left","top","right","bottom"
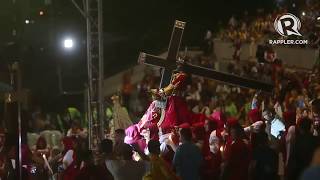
{"left": 103, "top": 43, "right": 318, "bottom": 98}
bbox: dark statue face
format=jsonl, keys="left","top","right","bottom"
{"left": 114, "top": 133, "right": 125, "bottom": 144}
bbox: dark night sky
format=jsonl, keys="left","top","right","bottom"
{"left": 0, "top": 0, "right": 277, "bottom": 110}
{"left": 52, "top": 0, "right": 276, "bottom": 72}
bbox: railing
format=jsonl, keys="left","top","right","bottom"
{"left": 214, "top": 39, "right": 319, "bottom": 70}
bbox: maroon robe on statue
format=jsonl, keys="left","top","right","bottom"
{"left": 159, "top": 95, "right": 206, "bottom": 133}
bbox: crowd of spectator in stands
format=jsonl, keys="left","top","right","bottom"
{"left": 218, "top": 1, "right": 320, "bottom": 48}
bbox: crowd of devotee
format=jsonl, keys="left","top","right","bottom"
{"left": 4, "top": 59, "right": 319, "bottom": 180}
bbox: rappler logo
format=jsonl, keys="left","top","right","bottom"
{"left": 269, "top": 13, "right": 308, "bottom": 45}
{"left": 274, "top": 13, "right": 302, "bottom": 37}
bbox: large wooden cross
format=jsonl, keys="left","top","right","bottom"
{"left": 138, "top": 20, "right": 273, "bottom": 93}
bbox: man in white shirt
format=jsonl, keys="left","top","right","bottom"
{"left": 262, "top": 109, "right": 285, "bottom": 139}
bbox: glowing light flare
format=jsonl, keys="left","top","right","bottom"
{"left": 64, "top": 39, "right": 74, "bottom": 49}
{"left": 220, "top": 146, "right": 224, "bottom": 152}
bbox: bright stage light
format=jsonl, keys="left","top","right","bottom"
{"left": 302, "top": 11, "right": 306, "bottom": 16}
{"left": 25, "top": 19, "right": 30, "bottom": 24}
{"left": 317, "top": 17, "right": 320, "bottom": 21}
{"left": 64, "top": 38, "right": 74, "bottom": 49}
